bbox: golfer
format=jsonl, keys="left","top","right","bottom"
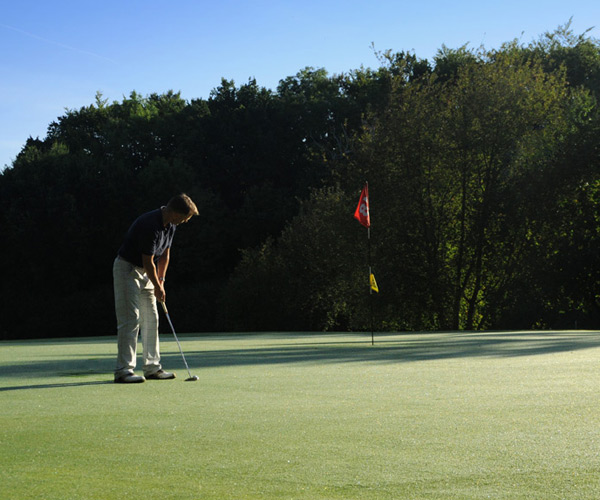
{"left": 113, "top": 193, "right": 199, "bottom": 383}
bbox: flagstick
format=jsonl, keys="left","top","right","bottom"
{"left": 354, "top": 181, "right": 374, "bottom": 345}
{"left": 368, "top": 226, "right": 374, "bottom": 345}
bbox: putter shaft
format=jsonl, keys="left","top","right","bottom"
{"left": 160, "top": 301, "right": 195, "bottom": 380}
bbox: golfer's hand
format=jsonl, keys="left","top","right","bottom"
{"left": 154, "top": 284, "right": 166, "bottom": 302}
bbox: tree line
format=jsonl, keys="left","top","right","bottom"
{"left": 1, "top": 23, "right": 599, "bottom": 339}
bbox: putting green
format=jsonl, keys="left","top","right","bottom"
{"left": 1, "top": 331, "right": 600, "bottom": 499}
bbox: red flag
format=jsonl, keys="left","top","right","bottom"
{"left": 354, "top": 183, "right": 370, "bottom": 228}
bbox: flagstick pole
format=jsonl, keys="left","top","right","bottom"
{"left": 354, "top": 181, "right": 374, "bottom": 345}
{"left": 368, "top": 225, "right": 374, "bottom": 345}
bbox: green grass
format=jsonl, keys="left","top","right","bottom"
{"left": 2, "top": 331, "right": 600, "bottom": 499}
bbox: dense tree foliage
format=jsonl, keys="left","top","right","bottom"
{"left": 1, "top": 24, "right": 599, "bottom": 339}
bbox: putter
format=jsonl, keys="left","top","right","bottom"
{"left": 160, "top": 301, "right": 199, "bottom": 382}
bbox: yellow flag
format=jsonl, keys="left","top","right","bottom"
{"left": 370, "top": 273, "right": 379, "bottom": 293}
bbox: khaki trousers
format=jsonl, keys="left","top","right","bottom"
{"left": 113, "top": 256, "right": 162, "bottom": 377}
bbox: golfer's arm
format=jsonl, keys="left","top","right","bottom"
{"left": 142, "top": 254, "right": 162, "bottom": 289}
{"left": 156, "top": 247, "right": 170, "bottom": 281}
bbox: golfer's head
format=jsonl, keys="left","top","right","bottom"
{"left": 167, "top": 193, "right": 199, "bottom": 225}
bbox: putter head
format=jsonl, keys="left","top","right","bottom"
{"left": 185, "top": 375, "right": 199, "bottom": 382}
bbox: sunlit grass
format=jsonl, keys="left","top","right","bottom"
{"left": 2, "top": 331, "right": 600, "bottom": 499}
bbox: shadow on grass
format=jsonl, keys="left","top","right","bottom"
{"left": 0, "top": 380, "right": 112, "bottom": 392}
{"left": 172, "top": 331, "right": 600, "bottom": 370}
{"left": 2, "top": 332, "right": 600, "bottom": 390}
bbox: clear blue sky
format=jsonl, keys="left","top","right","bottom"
{"left": 1, "top": 0, "right": 598, "bottom": 169}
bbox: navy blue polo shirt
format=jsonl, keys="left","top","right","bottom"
{"left": 118, "top": 208, "right": 176, "bottom": 267}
